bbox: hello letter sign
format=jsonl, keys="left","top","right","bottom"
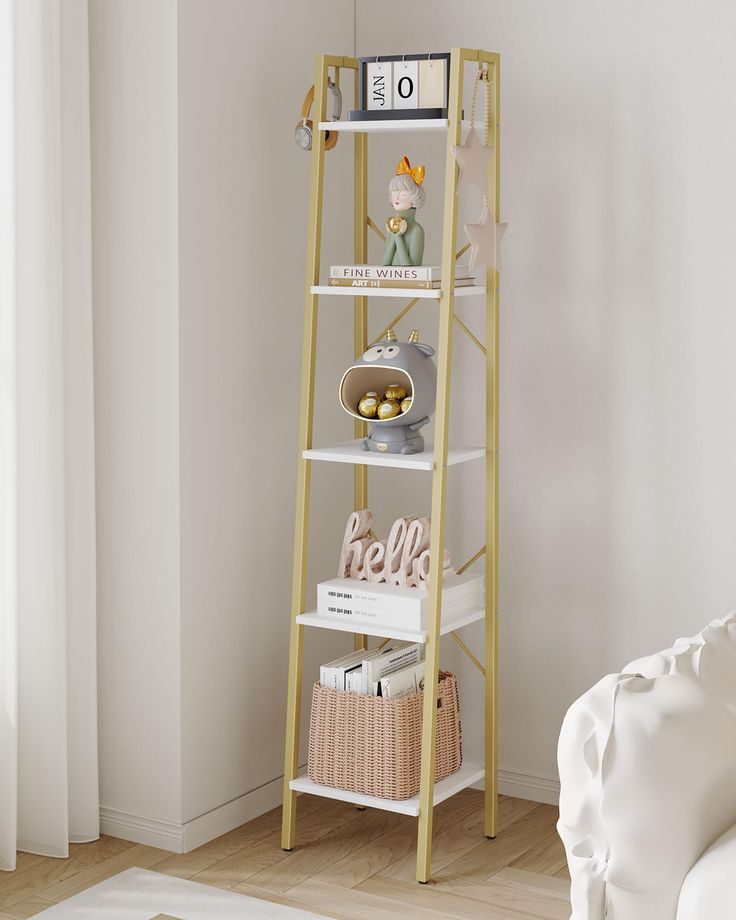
{"left": 338, "top": 509, "right": 453, "bottom": 588}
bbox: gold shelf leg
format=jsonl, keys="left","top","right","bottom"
{"left": 281, "top": 54, "right": 330, "bottom": 851}
{"left": 353, "top": 82, "right": 368, "bottom": 653}
{"left": 415, "top": 46, "right": 465, "bottom": 885}
{"left": 481, "top": 50, "right": 501, "bottom": 841}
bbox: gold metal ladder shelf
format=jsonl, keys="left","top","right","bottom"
{"left": 281, "top": 46, "right": 501, "bottom": 884}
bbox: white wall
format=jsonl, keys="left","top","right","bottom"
{"left": 175, "top": 0, "right": 355, "bottom": 825}
{"left": 357, "top": 0, "right": 736, "bottom": 791}
{"left": 90, "top": 0, "right": 182, "bottom": 826}
{"left": 90, "top": 0, "right": 357, "bottom": 844}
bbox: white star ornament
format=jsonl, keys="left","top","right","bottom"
{"left": 464, "top": 208, "right": 508, "bottom": 273}
{"left": 452, "top": 127, "right": 494, "bottom": 194}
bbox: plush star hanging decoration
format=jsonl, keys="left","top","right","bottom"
{"left": 465, "top": 207, "right": 508, "bottom": 273}
{"left": 452, "top": 127, "right": 494, "bottom": 194}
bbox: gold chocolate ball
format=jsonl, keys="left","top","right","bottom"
{"left": 400, "top": 397, "right": 413, "bottom": 414}
{"left": 358, "top": 394, "right": 379, "bottom": 418}
{"left": 386, "top": 215, "right": 408, "bottom": 235}
{"left": 377, "top": 399, "right": 401, "bottom": 420}
{"left": 384, "top": 383, "right": 406, "bottom": 401}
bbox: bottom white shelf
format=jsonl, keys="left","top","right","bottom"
{"left": 290, "top": 761, "right": 485, "bottom": 817}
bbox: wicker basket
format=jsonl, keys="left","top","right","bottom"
{"left": 307, "top": 671, "right": 462, "bottom": 800}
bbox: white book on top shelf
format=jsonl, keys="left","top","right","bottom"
{"left": 317, "top": 573, "right": 485, "bottom": 631}
{"left": 318, "top": 573, "right": 484, "bottom": 613}
{"left": 317, "top": 594, "right": 485, "bottom": 632}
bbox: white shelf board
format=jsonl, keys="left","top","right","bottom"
{"left": 311, "top": 285, "right": 486, "bottom": 299}
{"left": 318, "top": 119, "right": 489, "bottom": 134}
{"left": 303, "top": 440, "right": 485, "bottom": 471}
{"left": 297, "top": 612, "right": 420, "bottom": 643}
{"left": 319, "top": 118, "right": 448, "bottom": 133}
{"left": 290, "top": 761, "right": 485, "bottom": 816}
{"left": 296, "top": 606, "right": 484, "bottom": 644}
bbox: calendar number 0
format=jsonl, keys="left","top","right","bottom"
{"left": 397, "top": 76, "right": 414, "bottom": 98}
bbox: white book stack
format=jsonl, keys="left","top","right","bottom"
{"left": 317, "top": 572, "right": 485, "bottom": 632}
{"left": 328, "top": 264, "right": 476, "bottom": 290}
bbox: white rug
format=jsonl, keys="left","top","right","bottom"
{"left": 30, "top": 868, "right": 328, "bottom": 919}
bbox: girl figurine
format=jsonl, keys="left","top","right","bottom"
{"left": 382, "top": 156, "right": 426, "bottom": 266}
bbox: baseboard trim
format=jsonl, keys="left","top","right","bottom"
{"left": 101, "top": 768, "right": 559, "bottom": 853}
{"left": 98, "top": 807, "right": 185, "bottom": 852}
{"left": 99, "top": 774, "right": 284, "bottom": 854}
{"left": 497, "top": 768, "right": 560, "bottom": 805}
{"left": 181, "top": 774, "right": 284, "bottom": 852}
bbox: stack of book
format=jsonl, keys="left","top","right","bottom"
{"left": 328, "top": 264, "right": 477, "bottom": 290}
{"left": 319, "top": 641, "right": 427, "bottom": 700}
{"left": 317, "top": 572, "right": 485, "bottom": 633}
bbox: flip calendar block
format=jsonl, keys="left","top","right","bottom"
{"left": 419, "top": 57, "right": 447, "bottom": 109}
{"left": 353, "top": 52, "right": 451, "bottom": 121}
{"left": 366, "top": 60, "right": 393, "bottom": 111}
{"left": 393, "top": 60, "right": 420, "bottom": 109}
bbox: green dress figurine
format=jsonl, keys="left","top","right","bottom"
{"left": 382, "top": 156, "right": 426, "bottom": 267}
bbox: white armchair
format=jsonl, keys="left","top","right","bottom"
{"left": 557, "top": 614, "right": 736, "bottom": 920}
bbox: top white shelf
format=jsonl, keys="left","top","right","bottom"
{"left": 319, "top": 118, "right": 448, "bottom": 133}
{"left": 318, "top": 119, "right": 490, "bottom": 135}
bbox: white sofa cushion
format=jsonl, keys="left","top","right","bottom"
{"left": 558, "top": 614, "right": 736, "bottom": 920}
{"left": 676, "top": 822, "right": 736, "bottom": 920}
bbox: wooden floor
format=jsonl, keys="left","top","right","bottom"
{"left": 0, "top": 791, "right": 570, "bottom": 919}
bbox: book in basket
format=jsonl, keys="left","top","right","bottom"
{"left": 321, "top": 642, "right": 424, "bottom": 695}
{"left": 362, "top": 642, "right": 424, "bottom": 692}
{"left": 320, "top": 644, "right": 402, "bottom": 691}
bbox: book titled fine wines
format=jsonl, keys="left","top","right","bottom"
{"left": 330, "top": 265, "right": 473, "bottom": 283}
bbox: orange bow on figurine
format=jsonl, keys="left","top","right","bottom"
{"left": 396, "top": 156, "right": 425, "bottom": 186}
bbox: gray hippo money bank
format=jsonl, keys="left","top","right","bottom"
{"left": 339, "top": 328, "right": 436, "bottom": 455}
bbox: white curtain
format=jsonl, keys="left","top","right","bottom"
{"left": 0, "top": 0, "right": 99, "bottom": 871}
